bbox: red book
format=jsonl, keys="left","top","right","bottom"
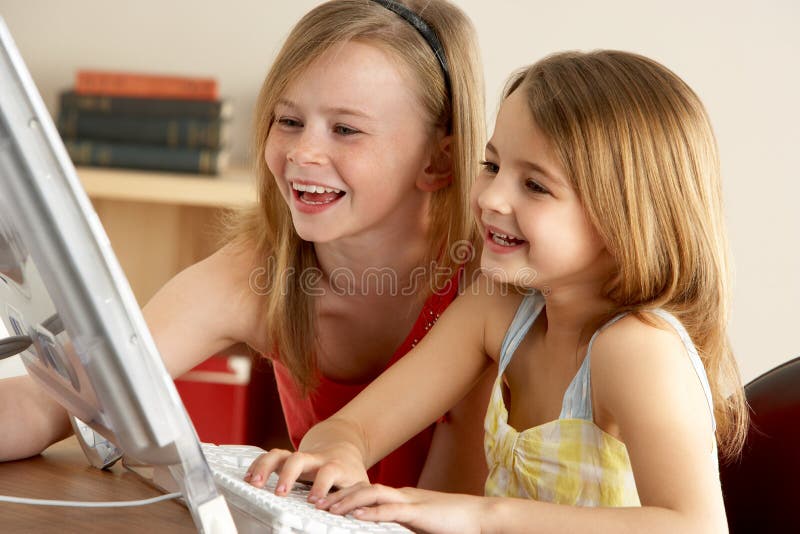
{"left": 75, "top": 70, "right": 218, "bottom": 101}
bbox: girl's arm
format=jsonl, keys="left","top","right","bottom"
{"left": 142, "top": 241, "right": 265, "bottom": 377}
{"left": 417, "top": 260, "right": 497, "bottom": 495}
{"left": 0, "top": 375, "right": 72, "bottom": 461}
{"left": 248, "top": 277, "right": 508, "bottom": 501}
{"left": 417, "top": 363, "right": 495, "bottom": 494}
{"left": 0, "top": 242, "right": 260, "bottom": 461}
{"left": 320, "top": 314, "right": 728, "bottom": 534}
{"left": 323, "top": 487, "right": 720, "bottom": 534}
{"left": 581, "top": 314, "right": 729, "bottom": 533}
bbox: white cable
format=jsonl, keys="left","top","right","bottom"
{"left": 0, "top": 492, "right": 182, "bottom": 507}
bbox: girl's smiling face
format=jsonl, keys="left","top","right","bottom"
{"left": 471, "top": 87, "right": 614, "bottom": 293}
{"left": 265, "top": 40, "right": 439, "bottom": 244}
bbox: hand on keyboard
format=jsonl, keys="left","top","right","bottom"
{"left": 245, "top": 442, "right": 370, "bottom": 504}
{"left": 202, "top": 443, "right": 412, "bottom": 533}
{"left": 317, "top": 482, "right": 487, "bottom": 534}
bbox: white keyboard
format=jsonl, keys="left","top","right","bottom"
{"left": 201, "top": 443, "right": 411, "bottom": 534}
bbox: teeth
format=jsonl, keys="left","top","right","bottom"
{"left": 491, "top": 230, "right": 520, "bottom": 241}
{"left": 292, "top": 182, "right": 342, "bottom": 194}
{"left": 490, "top": 229, "right": 525, "bottom": 247}
{"left": 492, "top": 234, "right": 514, "bottom": 246}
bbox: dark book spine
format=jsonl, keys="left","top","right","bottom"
{"left": 64, "top": 139, "right": 225, "bottom": 175}
{"left": 58, "top": 111, "right": 227, "bottom": 149}
{"left": 59, "top": 90, "right": 230, "bottom": 119}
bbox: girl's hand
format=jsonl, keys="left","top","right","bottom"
{"left": 244, "top": 443, "right": 369, "bottom": 502}
{"left": 319, "top": 483, "right": 487, "bottom": 534}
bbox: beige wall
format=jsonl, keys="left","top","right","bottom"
{"left": 0, "top": 0, "right": 797, "bottom": 382}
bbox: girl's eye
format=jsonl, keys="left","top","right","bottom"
{"left": 479, "top": 160, "right": 499, "bottom": 174}
{"left": 276, "top": 116, "right": 302, "bottom": 128}
{"left": 333, "top": 124, "right": 360, "bottom": 136}
{"left": 525, "top": 179, "right": 550, "bottom": 195}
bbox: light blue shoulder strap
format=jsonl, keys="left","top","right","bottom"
{"left": 497, "top": 292, "right": 545, "bottom": 374}
{"left": 560, "top": 313, "right": 628, "bottom": 420}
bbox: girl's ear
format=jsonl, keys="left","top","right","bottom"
{"left": 417, "top": 135, "right": 453, "bottom": 192}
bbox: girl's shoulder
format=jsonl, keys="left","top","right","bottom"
{"left": 197, "top": 240, "right": 262, "bottom": 296}
{"left": 589, "top": 312, "right": 689, "bottom": 388}
{"left": 588, "top": 312, "right": 713, "bottom": 439}
{"left": 456, "top": 275, "right": 527, "bottom": 361}
{"left": 587, "top": 313, "right": 721, "bottom": 515}
{"left": 182, "top": 240, "right": 270, "bottom": 351}
{"left": 589, "top": 311, "right": 688, "bottom": 372}
{"left": 141, "top": 239, "right": 270, "bottom": 376}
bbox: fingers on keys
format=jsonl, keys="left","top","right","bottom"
{"left": 244, "top": 449, "right": 359, "bottom": 503}
{"left": 274, "top": 452, "right": 319, "bottom": 496}
{"left": 307, "top": 462, "right": 344, "bottom": 503}
{"left": 318, "top": 482, "right": 404, "bottom": 515}
{"left": 244, "top": 449, "right": 296, "bottom": 489}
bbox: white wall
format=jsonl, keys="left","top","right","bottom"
{"left": 0, "top": 0, "right": 797, "bottom": 382}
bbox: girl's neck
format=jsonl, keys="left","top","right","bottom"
{"left": 539, "top": 280, "right": 616, "bottom": 348}
{"left": 314, "top": 223, "right": 431, "bottom": 297}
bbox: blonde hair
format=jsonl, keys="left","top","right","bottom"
{"left": 505, "top": 51, "right": 747, "bottom": 461}
{"left": 228, "top": 0, "right": 485, "bottom": 394}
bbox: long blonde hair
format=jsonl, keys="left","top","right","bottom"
{"left": 229, "top": 0, "right": 485, "bottom": 394}
{"left": 505, "top": 51, "right": 747, "bottom": 461}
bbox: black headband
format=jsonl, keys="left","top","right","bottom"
{"left": 370, "top": 0, "right": 451, "bottom": 96}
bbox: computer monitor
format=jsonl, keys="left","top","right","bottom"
{"left": 0, "top": 17, "right": 235, "bottom": 533}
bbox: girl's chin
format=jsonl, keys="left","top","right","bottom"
{"left": 479, "top": 261, "right": 540, "bottom": 288}
{"left": 290, "top": 223, "right": 336, "bottom": 244}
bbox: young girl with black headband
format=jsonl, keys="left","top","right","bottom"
{"left": 0, "top": 0, "right": 492, "bottom": 495}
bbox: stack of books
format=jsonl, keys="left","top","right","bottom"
{"left": 58, "top": 70, "right": 231, "bottom": 175}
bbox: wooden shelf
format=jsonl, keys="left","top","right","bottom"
{"left": 74, "top": 165, "right": 256, "bottom": 304}
{"left": 77, "top": 165, "right": 257, "bottom": 208}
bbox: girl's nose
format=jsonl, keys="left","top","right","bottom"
{"left": 286, "top": 129, "right": 326, "bottom": 166}
{"left": 477, "top": 175, "right": 513, "bottom": 215}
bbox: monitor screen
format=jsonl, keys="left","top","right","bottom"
{"left": 0, "top": 17, "right": 233, "bottom": 531}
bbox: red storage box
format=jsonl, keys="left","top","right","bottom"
{"left": 175, "top": 354, "right": 251, "bottom": 444}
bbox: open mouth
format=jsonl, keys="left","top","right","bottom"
{"left": 291, "top": 182, "right": 346, "bottom": 205}
{"left": 488, "top": 229, "right": 526, "bottom": 247}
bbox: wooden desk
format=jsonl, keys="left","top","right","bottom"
{"left": 0, "top": 436, "right": 195, "bottom": 533}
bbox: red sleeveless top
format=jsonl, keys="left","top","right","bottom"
{"left": 271, "top": 274, "right": 461, "bottom": 488}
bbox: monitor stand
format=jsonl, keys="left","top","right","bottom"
{"left": 70, "top": 417, "right": 236, "bottom": 533}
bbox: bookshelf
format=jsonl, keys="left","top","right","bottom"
{"left": 78, "top": 166, "right": 255, "bottom": 207}
{"left": 77, "top": 166, "right": 256, "bottom": 305}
